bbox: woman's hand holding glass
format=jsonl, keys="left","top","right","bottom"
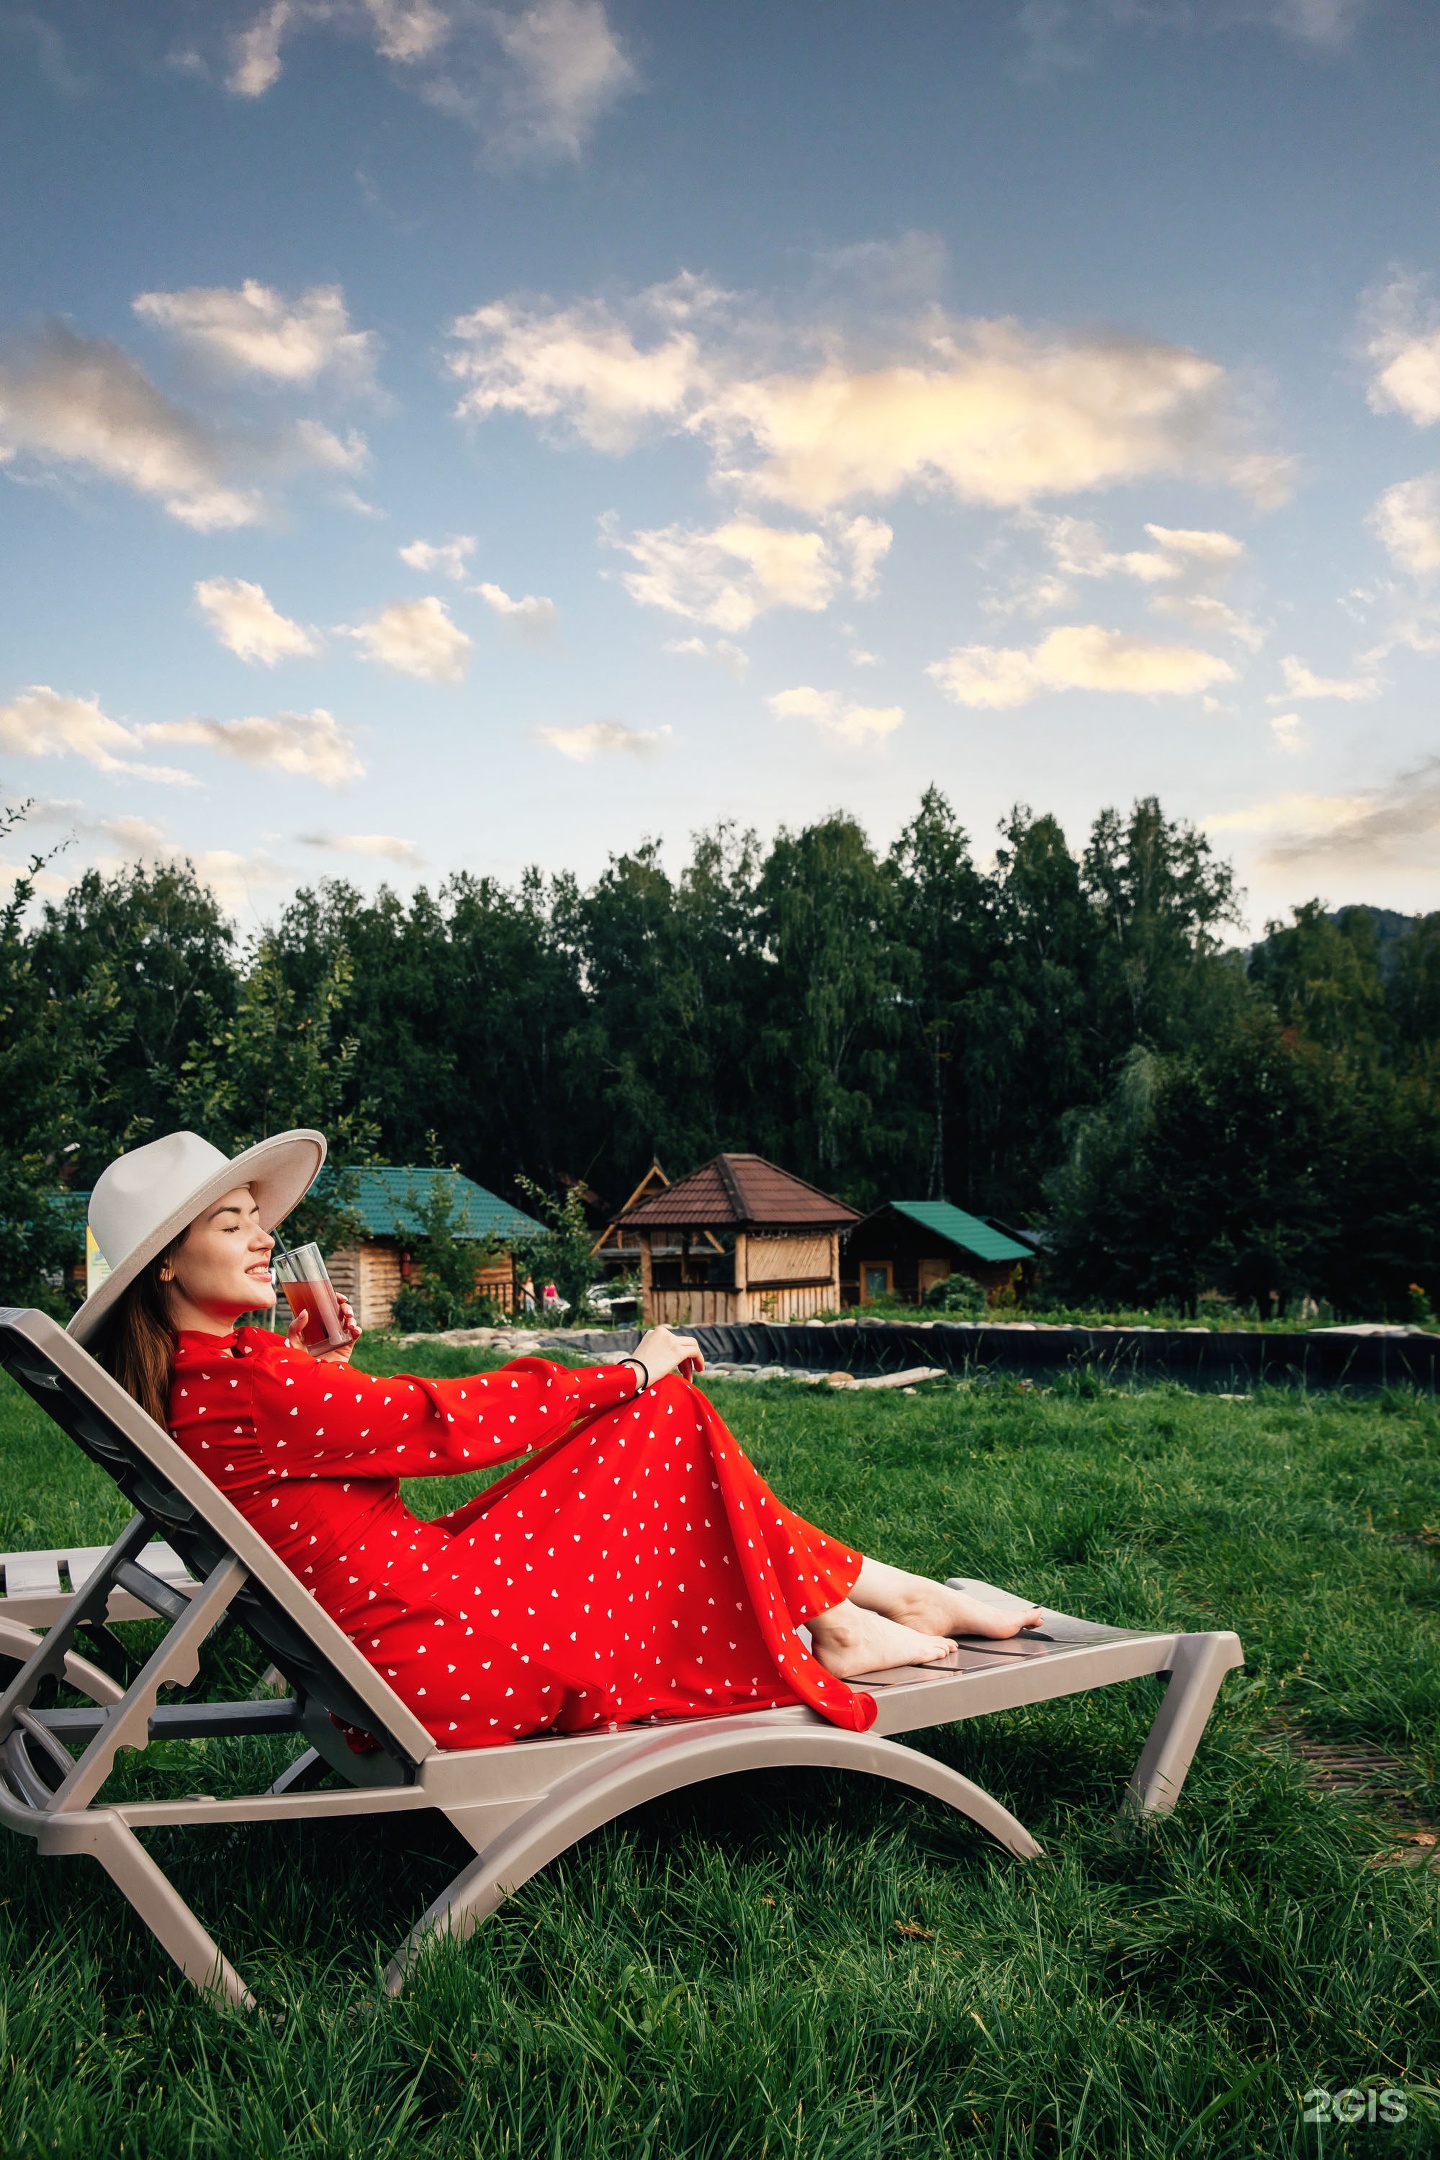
{"left": 285, "top": 1292, "right": 362, "bottom": 1365}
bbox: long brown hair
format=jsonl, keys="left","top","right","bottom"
{"left": 97, "top": 1243, "right": 181, "bottom": 1429}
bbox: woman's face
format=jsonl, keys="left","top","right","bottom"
{"left": 165, "top": 1185, "right": 276, "bottom": 1333}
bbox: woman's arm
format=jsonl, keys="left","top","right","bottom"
{"left": 239, "top": 1340, "right": 640, "bottom": 1480}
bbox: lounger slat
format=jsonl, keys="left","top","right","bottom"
{"left": 64, "top": 1548, "right": 111, "bottom": 1592}
{"left": 1, "top": 1556, "right": 62, "bottom": 1598}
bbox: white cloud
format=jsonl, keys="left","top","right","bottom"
{"left": 1152, "top": 592, "right": 1265, "bottom": 648}
{"left": 0, "top": 322, "right": 362, "bottom": 529}
{"left": 364, "top": 0, "right": 449, "bottom": 64}
{"left": 536, "top": 720, "right": 670, "bottom": 760}
{"left": 0, "top": 324, "right": 261, "bottom": 529}
{"left": 190, "top": 847, "right": 293, "bottom": 914}
{"left": 767, "top": 686, "right": 904, "bottom": 745}
{"left": 474, "top": 580, "right": 558, "bottom": 637}
{"left": 1368, "top": 474, "right": 1440, "bottom": 578}
{"left": 609, "top": 516, "right": 842, "bottom": 632}
{"left": 146, "top": 708, "right": 364, "bottom": 785}
{"left": 448, "top": 284, "right": 1284, "bottom": 514}
{"left": 1022, "top": 512, "right": 1247, "bottom": 591}
{"left": 1270, "top": 712, "right": 1307, "bottom": 754}
{"left": 288, "top": 418, "right": 370, "bottom": 472}
{"left": 664, "top": 636, "right": 749, "bottom": 676}
{"left": 26, "top": 799, "right": 171, "bottom": 853}
{"left": 228, "top": 0, "right": 292, "bottom": 94}
{"left": 0, "top": 686, "right": 194, "bottom": 783}
{"left": 833, "top": 514, "right": 893, "bottom": 597}
{"left": 133, "top": 280, "right": 378, "bottom": 392}
{"left": 1270, "top": 653, "right": 1383, "bottom": 702}
{"left": 0, "top": 685, "right": 363, "bottom": 787}
{"left": 1363, "top": 274, "right": 1440, "bottom": 428}
{"left": 448, "top": 278, "right": 714, "bottom": 453}
{"left": 1140, "top": 522, "right": 1247, "bottom": 571}
{"left": 928, "top": 623, "right": 1236, "bottom": 709}
{"left": 492, "top": 0, "right": 637, "bottom": 159}
{"left": 222, "top": 0, "right": 635, "bottom": 161}
{"left": 1021, "top": 0, "right": 1369, "bottom": 70}
{"left": 344, "top": 596, "right": 470, "bottom": 682}
{"left": 1265, "top": 0, "right": 1369, "bottom": 46}
{"left": 399, "top": 533, "right": 475, "bottom": 579}
{"left": 1210, "top": 757, "right": 1440, "bottom": 868}
{"left": 298, "top": 829, "right": 421, "bottom": 863}
{"left": 195, "top": 577, "right": 317, "bottom": 665}
{"left": 1205, "top": 791, "right": 1369, "bottom": 837}
{"left": 708, "top": 328, "right": 1285, "bottom": 517}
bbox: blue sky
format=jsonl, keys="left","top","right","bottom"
{"left": 3, "top": 0, "right": 1440, "bottom": 929}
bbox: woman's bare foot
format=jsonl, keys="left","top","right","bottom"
{"left": 850, "top": 1558, "right": 1043, "bottom": 1640}
{"left": 808, "top": 1600, "right": 955, "bottom": 1680}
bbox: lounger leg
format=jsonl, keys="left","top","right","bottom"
{"left": 385, "top": 1721, "right": 1042, "bottom": 1995}
{"left": 1124, "top": 1630, "right": 1243, "bottom": 1816}
{"left": 83, "top": 1816, "right": 255, "bottom": 2010}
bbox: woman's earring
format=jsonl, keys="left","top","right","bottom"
{"left": 160, "top": 1268, "right": 174, "bottom": 1282}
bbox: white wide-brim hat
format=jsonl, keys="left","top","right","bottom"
{"left": 68, "top": 1128, "right": 327, "bottom": 1348}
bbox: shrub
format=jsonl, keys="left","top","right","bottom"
{"left": 921, "top": 1271, "right": 988, "bottom": 1319}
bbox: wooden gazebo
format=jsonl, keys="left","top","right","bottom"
{"left": 621, "top": 1153, "right": 860, "bottom": 1326}
{"left": 589, "top": 1160, "right": 679, "bottom": 1277}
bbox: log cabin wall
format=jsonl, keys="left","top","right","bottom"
{"left": 329, "top": 1241, "right": 515, "bottom": 1329}
{"left": 841, "top": 1217, "right": 1014, "bottom": 1307}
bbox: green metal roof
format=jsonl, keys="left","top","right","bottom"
{"left": 878, "top": 1200, "right": 1034, "bottom": 1264}
{"left": 327, "top": 1166, "right": 546, "bottom": 1244}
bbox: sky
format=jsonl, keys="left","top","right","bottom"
{"left": 2, "top": 0, "right": 1440, "bottom": 933}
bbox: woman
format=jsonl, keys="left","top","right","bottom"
{"left": 72, "top": 1128, "right": 1039, "bottom": 1751}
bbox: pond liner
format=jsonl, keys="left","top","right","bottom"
{"left": 553, "top": 1321, "right": 1440, "bottom": 1393}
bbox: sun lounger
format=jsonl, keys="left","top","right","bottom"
{"left": 0, "top": 1306, "right": 1243, "bottom": 2008}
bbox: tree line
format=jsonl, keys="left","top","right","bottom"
{"left": 3, "top": 787, "right": 1437, "bottom": 1320}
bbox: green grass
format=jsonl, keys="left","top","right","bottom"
{"left": 1, "top": 1348, "right": 1438, "bottom": 2157}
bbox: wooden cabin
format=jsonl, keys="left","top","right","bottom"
{"left": 622, "top": 1153, "right": 860, "bottom": 1326}
{"left": 326, "top": 1167, "right": 545, "bottom": 1330}
{"left": 841, "top": 1200, "right": 1034, "bottom": 1307}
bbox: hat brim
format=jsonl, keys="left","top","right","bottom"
{"left": 67, "top": 1129, "right": 328, "bottom": 1349}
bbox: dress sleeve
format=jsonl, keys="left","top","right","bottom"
{"left": 240, "top": 1339, "right": 639, "bottom": 1480}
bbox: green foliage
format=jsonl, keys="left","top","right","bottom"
{"left": 6, "top": 789, "right": 1440, "bottom": 1322}
{"left": 0, "top": 806, "right": 128, "bottom": 1311}
{"left": 388, "top": 1172, "right": 503, "bottom": 1333}
{"left": 1046, "top": 1006, "right": 1440, "bottom": 1318}
{"left": 512, "top": 1175, "right": 602, "bottom": 1319}
{"left": 28, "top": 860, "right": 237, "bottom": 1178}
{"left": 920, "top": 1270, "right": 989, "bottom": 1318}
{"left": 172, "top": 930, "right": 378, "bottom": 1252}
{"left": 2, "top": 1362, "right": 1440, "bottom": 2153}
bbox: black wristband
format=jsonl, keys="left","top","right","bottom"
{"left": 621, "top": 1355, "right": 649, "bottom": 1393}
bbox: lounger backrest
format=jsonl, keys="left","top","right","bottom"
{"left": 0, "top": 1309, "right": 435, "bottom": 1768}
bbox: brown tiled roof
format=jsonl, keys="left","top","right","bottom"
{"left": 621, "top": 1153, "right": 860, "bottom": 1229}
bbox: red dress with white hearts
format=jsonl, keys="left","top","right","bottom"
{"left": 167, "top": 1330, "right": 874, "bottom": 1749}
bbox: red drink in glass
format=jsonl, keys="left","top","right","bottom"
{"left": 271, "top": 1242, "right": 350, "bottom": 1353}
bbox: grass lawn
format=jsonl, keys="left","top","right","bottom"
{"left": 1, "top": 1340, "right": 1438, "bottom": 2157}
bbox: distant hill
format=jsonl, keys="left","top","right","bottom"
{"left": 1248, "top": 904, "right": 1423, "bottom": 977}
{"left": 1328, "top": 905, "right": 1420, "bottom": 975}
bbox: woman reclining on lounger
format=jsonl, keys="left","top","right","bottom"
{"left": 73, "top": 1128, "right": 1040, "bottom": 1750}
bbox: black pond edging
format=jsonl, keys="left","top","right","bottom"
{"left": 557, "top": 1320, "right": 1440, "bottom": 1393}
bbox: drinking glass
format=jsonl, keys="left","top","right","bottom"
{"left": 271, "top": 1242, "right": 351, "bottom": 1353}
